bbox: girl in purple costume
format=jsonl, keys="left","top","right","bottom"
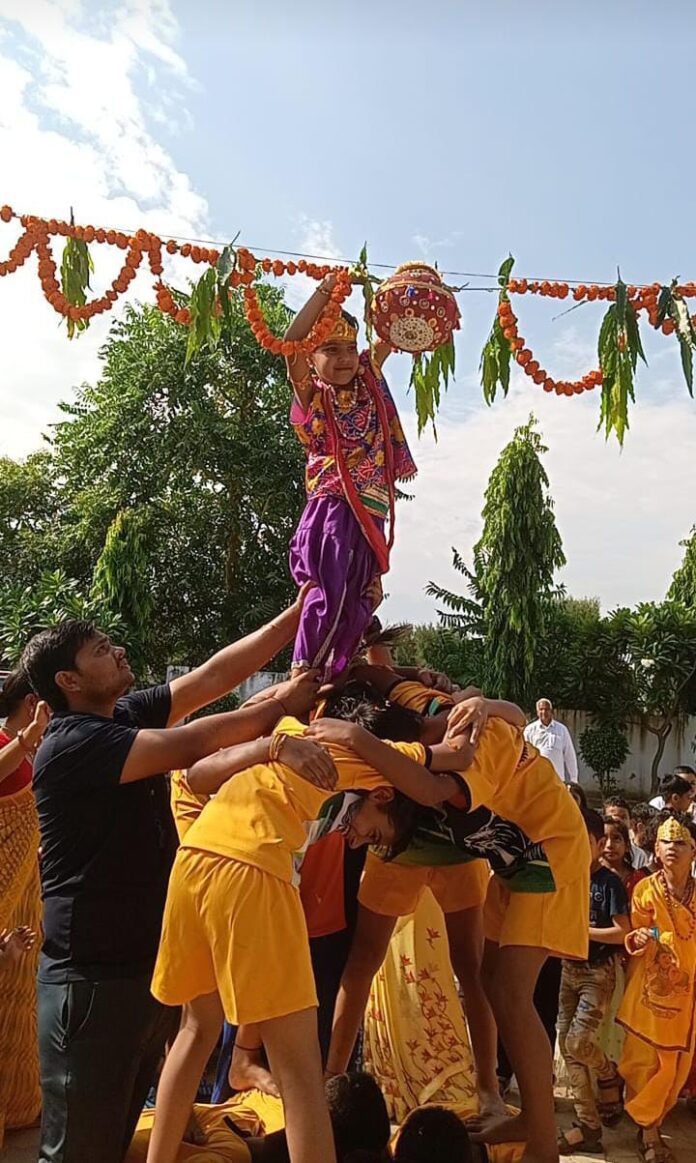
{"left": 285, "top": 273, "right": 416, "bottom": 681}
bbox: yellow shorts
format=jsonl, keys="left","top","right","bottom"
{"left": 151, "top": 847, "right": 317, "bottom": 1025}
{"left": 483, "top": 872, "right": 589, "bottom": 960}
{"left": 358, "top": 850, "right": 489, "bottom": 917}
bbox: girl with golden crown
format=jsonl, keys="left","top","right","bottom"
{"left": 284, "top": 274, "right": 417, "bottom": 681}
{"left": 617, "top": 811, "right": 696, "bottom": 1163}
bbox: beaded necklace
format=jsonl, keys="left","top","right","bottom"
{"left": 659, "top": 870, "right": 696, "bottom": 942}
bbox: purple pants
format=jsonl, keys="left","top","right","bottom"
{"left": 290, "top": 495, "right": 381, "bottom": 681}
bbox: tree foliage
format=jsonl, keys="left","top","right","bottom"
{"left": 427, "top": 416, "right": 565, "bottom": 706}
{"left": 0, "top": 287, "right": 304, "bottom": 677}
{"left": 0, "top": 570, "right": 125, "bottom": 667}
{"left": 668, "top": 526, "right": 696, "bottom": 609}
{"left": 579, "top": 722, "right": 630, "bottom": 796}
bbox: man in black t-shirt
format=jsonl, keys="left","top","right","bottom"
{"left": 556, "top": 809, "right": 629, "bottom": 1154}
{"left": 22, "top": 596, "right": 331, "bottom": 1163}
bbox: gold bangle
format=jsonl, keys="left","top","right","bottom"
{"left": 269, "top": 733, "right": 288, "bottom": 763}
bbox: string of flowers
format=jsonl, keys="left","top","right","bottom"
{"left": 3, "top": 204, "right": 696, "bottom": 441}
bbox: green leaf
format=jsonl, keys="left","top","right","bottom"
{"left": 497, "top": 254, "right": 515, "bottom": 288}
{"left": 185, "top": 267, "right": 221, "bottom": 366}
{"left": 625, "top": 300, "right": 647, "bottom": 368}
{"left": 668, "top": 295, "right": 695, "bottom": 396}
{"left": 656, "top": 285, "right": 672, "bottom": 327}
{"left": 216, "top": 244, "right": 235, "bottom": 284}
{"left": 60, "top": 236, "right": 94, "bottom": 339}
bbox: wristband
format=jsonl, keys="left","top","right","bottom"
{"left": 17, "top": 729, "right": 35, "bottom": 755}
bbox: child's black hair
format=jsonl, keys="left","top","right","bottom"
{"left": 582, "top": 807, "right": 606, "bottom": 843}
{"left": 631, "top": 802, "right": 657, "bottom": 826}
{"left": 568, "top": 783, "right": 588, "bottom": 811}
{"left": 323, "top": 682, "right": 424, "bottom": 744}
{"left": 324, "top": 1072, "right": 391, "bottom": 1157}
{"left": 602, "top": 815, "right": 633, "bottom": 870}
{"left": 674, "top": 764, "right": 696, "bottom": 778}
{"left": 394, "top": 1106, "right": 473, "bottom": 1163}
{"left": 603, "top": 794, "right": 630, "bottom": 812}
{"left": 0, "top": 667, "right": 33, "bottom": 718}
{"left": 658, "top": 774, "right": 692, "bottom": 802}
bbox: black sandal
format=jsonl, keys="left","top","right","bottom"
{"left": 597, "top": 1073, "right": 624, "bottom": 1127}
{"left": 558, "top": 1122, "right": 604, "bottom": 1155}
{"left": 636, "top": 1128, "right": 676, "bottom": 1163}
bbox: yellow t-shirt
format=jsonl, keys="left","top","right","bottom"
{"left": 181, "top": 716, "right": 427, "bottom": 883}
{"left": 388, "top": 678, "right": 454, "bottom": 717}
{"left": 170, "top": 769, "right": 209, "bottom": 841}
{"left": 450, "top": 718, "right": 589, "bottom": 888}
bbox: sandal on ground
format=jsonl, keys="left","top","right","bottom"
{"left": 597, "top": 1073, "right": 625, "bottom": 1127}
{"left": 636, "top": 1128, "right": 676, "bottom": 1163}
{"left": 558, "top": 1122, "right": 604, "bottom": 1155}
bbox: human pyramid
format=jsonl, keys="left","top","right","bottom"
{"left": 2, "top": 276, "right": 696, "bottom": 1163}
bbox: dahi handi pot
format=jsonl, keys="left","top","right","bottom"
{"left": 371, "top": 261, "right": 461, "bottom": 354}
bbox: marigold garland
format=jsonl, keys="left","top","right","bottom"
{"left": 0, "top": 204, "right": 350, "bottom": 350}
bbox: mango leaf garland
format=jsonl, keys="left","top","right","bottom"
{"left": 60, "top": 235, "right": 94, "bottom": 339}
{"left": 480, "top": 255, "right": 515, "bottom": 404}
{"left": 597, "top": 275, "right": 647, "bottom": 445}
{"left": 655, "top": 281, "right": 696, "bottom": 396}
{"left": 185, "top": 267, "right": 221, "bottom": 366}
{"left": 216, "top": 243, "right": 237, "bottom": 334}
{"left": 352, "top": 241, "right": 376, "bottom": 346}
{"left": 410, "top": 337, "right": 456, "bottom": 437}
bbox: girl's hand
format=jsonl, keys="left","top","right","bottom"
{"left": 32, "top": 700, "right": 51, "bottom": 735}
{"left": 446, "top": 697, "right": 489, "bottom": 746}
{"left": 280, "top": 736, "right": 338, "bottom": 792}
{"left": 631, "top": 927, "right": 654, "bottom": 950}
{"left": 417, "top": 669, "right": 456, "bottom": 695}
{"left": 273, "top": 671, "right": 322, "bottom": 718}
{"left": 306, "top": 717, "right": 361, "bottom": 751}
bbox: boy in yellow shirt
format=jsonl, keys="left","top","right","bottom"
{"left": 147, "top": 695, "right": 484, "bottom": 1163}
{"left": 309, "top": 699, "right": 589, "bottom": 1163}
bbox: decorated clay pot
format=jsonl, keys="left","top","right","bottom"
{"left": 371, "top": 261, "right": 460, "bottom": 353}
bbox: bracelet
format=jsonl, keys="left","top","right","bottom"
{"left": 272, "top": 695, "right": 289, "bottom": 716}
{"left": 17, "top": 729, "right": 35, "bottom": 755}
{"left": 269, "top": 733, "right": 288, "bottom": 763}
{"left": 316, "top": 282, "right": 332, "bottom": 298}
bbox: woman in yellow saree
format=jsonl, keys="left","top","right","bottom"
{"left": 0, "top": 670, "right": 49, "bottom": 1146}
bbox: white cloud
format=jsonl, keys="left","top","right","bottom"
{"left": 0, "top": 0, "right": 208, "bottom": 456}
{"left": 384, "top": 361, "right": 696, "bottom": 625}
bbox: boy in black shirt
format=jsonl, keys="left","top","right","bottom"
{"left": 557, "top": 809, "right": 629, "bottom": 1155}
{"left": 21, "top": 597, "right": 330, "bottom": 1163}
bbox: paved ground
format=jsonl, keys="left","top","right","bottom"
{"left": 4, "top": 1097, "right": 696, "bottom": 1161}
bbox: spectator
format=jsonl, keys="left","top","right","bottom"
{"left": 602, "top": 797, "right": 650, "bottom": 870}
{"left": 629, "top": 803, "right": 658, "bottom": 866}
{"left": 648, "top": 774, "right": 693, "bottom": 815}
{"left": 524, "top": 698, "right": 578, "bottom": 784}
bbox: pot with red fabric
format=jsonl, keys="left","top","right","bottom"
{"left": 372, "top": 261, "right": 460, "bottom": 353}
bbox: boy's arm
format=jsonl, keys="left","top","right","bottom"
{"left": 306, "top": 719, "right": 472, "bottom": 807}
{"left": 283, "top": 274, "right": 337, "bottom": 408}
{"left": 589, "top": 915, "right": 630, "bottom": 944}
{"left": 187, "top": 734, "right": 338, "bottom": 796}
{"left": 167, "top": 593, "right": 313, "bottom": 724}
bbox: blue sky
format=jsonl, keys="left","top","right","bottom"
{"left": 1, "top": 0, "right": 696, "bottom": 626}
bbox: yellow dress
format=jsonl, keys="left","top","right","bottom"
{"left": 362, "top": 888, "right": 478, "bottom": 1124}
{"left": 618, "top": 873, "right": 696, "bottom": 1127}
{"left": 126, "top": 1090, "right": 284, "bottom": 1162}
{"left": 0, "top": 782, "right": 42, "bottom": 1145}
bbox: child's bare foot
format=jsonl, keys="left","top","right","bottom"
{"left": 229, "top": 1048, "right": 280, "bottom": 1098}
{"left": 478, "top": 1087, "right": 509, "bottom": 1119}
{"left": 468, "top": 1111, "right": 528, "bottom": 1145}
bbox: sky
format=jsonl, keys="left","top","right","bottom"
{"left": 1, "top": 0, "right": 696, "bottom": 626}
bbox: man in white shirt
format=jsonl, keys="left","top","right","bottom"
{"left": 524, "top": 698, "right": 579, "bottom": 784}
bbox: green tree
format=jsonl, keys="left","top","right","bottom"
{"left": 668, "top": 526, "right": 696, "bottom": 608}
{"left": 0, "top": 570, "right": 125, "bottom": 668}
{"left": 601, "top": 602, "right": 696, "bottom": 793}
{"left": 0, "top": 288, "right": 305, "bottom": 678}
{"left": 427, "top": 417, "right": 565, "bottom": 706}
{"left": 579, "top": 722, "right": 630, "bottom": 796}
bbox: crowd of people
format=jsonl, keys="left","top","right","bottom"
{"left": 2, "top": 281, "right": 696, "bottom": 1163}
